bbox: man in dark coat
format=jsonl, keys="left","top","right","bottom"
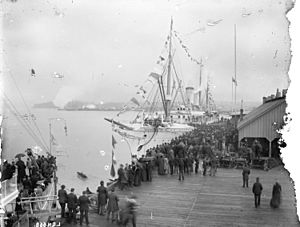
{"left": 78, "top": 191, "right": 90, "bottom": 225}
{"left": 127, "top": 165, "right": 134, "bottom": 187}
{"left": 106, "top": 188, "right": 119, "bottom": 222}
{"left": 16, "top": 157, "right": 26, "bottom": 183}
{"left": 133, "top": 164, "right": 142, "bottom": 186}
{"left": 202, "top": 159, "right": 207, "bottom": 176}
{"left": 58, "top": 185, "right": 68, "bottom": 218}
{"left": 168, "top": 149, "right": 175, "bottom": 175}
{"left": 183, "top": 156, "right": 189, "bottom": 174}
{"left": 157, "top": 155, "right": 164, "bottom": 175}
{"left": 97, "top": 181, "right": 108, "bottom": 215}
{"left": 252, "top": 177, "right": 263, "bottom": 208}
{"left": 67, "top": 188, "right": 78, "bottom": 224}
{"left": 242, "top": 164, "right": 250, "bottom": 188}
{"left": 145, "top": 161, "right": 152, "bottom": 182}
{"left": 178, "top": 158, "right": 184, "bottom": 181}
{"left": 252, "top": 140, "right": 262, "bottom": 159}
{"left": 118, "top": 164, "right": 127, "bottom": 190}
{"left": 194, "top": 156, "right": 199, "bottom": 174}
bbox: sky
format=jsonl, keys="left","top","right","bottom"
{"left": 1, "top": 0, "right": 293, "bottom": 108}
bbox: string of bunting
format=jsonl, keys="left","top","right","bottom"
{"left": 173, "top": 30, "right": 202, "bottom": 66}
{"left": 156, "top": 34, "right": 170, "bottom": 65}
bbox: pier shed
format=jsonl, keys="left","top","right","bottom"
{"left": 237, "top": 91, "right": 287, "bottom": 158}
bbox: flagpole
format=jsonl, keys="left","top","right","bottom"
{"left": 48, "top": 117, "right": 67, "bottom": 199}
{"left": 234, "top": 24, "right": 237, "bottom": 107}
{"left": 48, "top": 120, "right": 57, "bottom": 201}
{"left": 49, "top": 122, "right": 52, "bottom": 155}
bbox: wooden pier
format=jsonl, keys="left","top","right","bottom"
{"left": 62, "top": 166, "right": 299, "bottom": 227}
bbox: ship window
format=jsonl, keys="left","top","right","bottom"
{"left": 183, "top": 115, "right": 185, "bottom": 118}
{"left": 178, "top": 116, "right": 180, "bottom": 118}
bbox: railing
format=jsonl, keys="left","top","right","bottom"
{"left": 0, "top": 173, "right": 19, "bottom": 206}
{"left": 20, "top": 195, "right": 58, "bottom": 215}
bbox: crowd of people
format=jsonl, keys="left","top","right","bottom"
{"left": 57, "top": 182, "right": 138, "bottom": 226}
{"left": 2, "top": 122, "right": 283, "bottom": 226}
{"left": 17, "top": 149, "right": 57, "bottom": 199}
{"left": 1, "top": 148, "right": 58, "bottom": 227}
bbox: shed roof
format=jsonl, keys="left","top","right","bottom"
{"left": 237, "top": 97, "right": 286, "bottom": 130}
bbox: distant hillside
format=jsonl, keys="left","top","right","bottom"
{"left": 33, "top": 101, "right": 58, "bottom": 109}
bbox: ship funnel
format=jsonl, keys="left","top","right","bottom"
{"left": 185, "top": 87, "right": 194, "bottom": 105}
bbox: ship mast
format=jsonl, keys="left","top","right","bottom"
{"left": 232, "top": 24, "right": 237, "bottom": 113}
{"left": 165, "top": 18, "right": 173, "bottom": 121}
{"left": 199, "top": 58, "right": 203, "bottom": 109}
{"left": 205, "top": 77, "right": 209, "bottom": 112}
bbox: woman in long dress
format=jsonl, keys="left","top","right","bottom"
{"left": 270, "top": 182, "right": 282, "bottom": 208}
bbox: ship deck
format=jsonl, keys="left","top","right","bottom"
{"left": 61, "top": 166, "right": 299, "bottom": 227}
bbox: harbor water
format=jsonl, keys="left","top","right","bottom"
{"left": 2, "top": 109, "right": 139, "bottom": 193}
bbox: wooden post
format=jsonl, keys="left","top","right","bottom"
{"left": 269, "top": 140, "right": 272, "bottom": 158}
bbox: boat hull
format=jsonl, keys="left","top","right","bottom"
{"left": 112, "top": 123, "right": 194, "bottom": 157}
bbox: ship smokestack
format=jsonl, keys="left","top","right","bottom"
{"left": 185, "top": 87, "right": 194, "bottom": 105}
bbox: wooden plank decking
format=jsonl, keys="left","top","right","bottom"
{"left": 62, "top": 166, "right": 299, "bottom": 227}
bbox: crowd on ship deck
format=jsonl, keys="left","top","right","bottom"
{"left": 1, "top": 148, "right": 57, "bottom": 226}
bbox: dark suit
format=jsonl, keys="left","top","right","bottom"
{"left": 252, "top": 182, "right": 263, "bottom": 208}
{"left": 97, "top": 186, "right": 108, "bottom": 215}
{"left": 145, "top": 161, "right": 152, "bottom": 181}
{"left": 242, "top": 167, "right": 250, "bottom": 187}
{"left": 58, "top": 189, "right": 68, "bottom": 218}
{"left": 178, "top": 158, "right": 184, "bottom": 181}
{"left": 67, "top": 192, "right": 78, "bottom": 223}
{"left": 78, "top": 195, "right": 90, "bottom": 225}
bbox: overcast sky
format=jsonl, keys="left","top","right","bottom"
{"left": 1, "top": 0, "right": 292, "bottom": 108}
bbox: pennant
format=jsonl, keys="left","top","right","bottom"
{"left": 110, "top": 163, "right": 116, "bottom": 177}
{"left": 31, "top": 69, "right": 36, "bottom": 77}
{"left": 50, "top": 133, "right": 58, "bottom": 146}
{"left": 137, "top": 145, "right": 143, "bottom": 152}
{"left": 112, "top": 150, "right": 117, "bottom": 164}
{"left": 149, "top": 72, "right": 161, "bottom": 80}
{"left": 139, "top": 86, "right": 147, "bottom": 94}
{"left": 130, "top": 97, "right": 140, "bottom": 106}
{"left": 159, "top": 56, "right": 165, "bottom": 61}
{"left": 112, "top": 135, "right": 117, "bottom": 149}
{"left": 232, "top": 77, "right": 238, "bottom": 86}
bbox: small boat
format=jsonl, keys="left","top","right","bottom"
{"left": 77, "top": 172, "right": 88, "bottom": 179}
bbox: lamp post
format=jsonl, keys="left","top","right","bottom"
{"left": 48, "top": 118, "right": 67, "bottom": 197}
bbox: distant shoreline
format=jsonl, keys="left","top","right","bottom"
{"left": 57, "top": 108, "right": 121, "bottom": 111}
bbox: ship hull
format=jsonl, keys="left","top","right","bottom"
{"left": 112, "top": 122, "right": 194, "bottom": 157}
